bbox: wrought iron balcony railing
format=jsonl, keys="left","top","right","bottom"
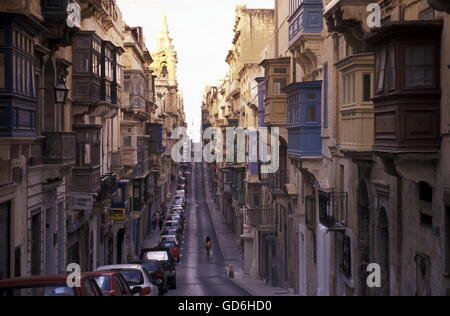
{"left": 268, "top": 169, "right": 288, "bottom": 193}
{"left": 42, "top": 132, "right": 76, "bottom": 165}
{"left": 319, "top": 190, "right": 347, "bottom": 231}
{"left": 246, "top": 207, "right": 275, "bottom": 232}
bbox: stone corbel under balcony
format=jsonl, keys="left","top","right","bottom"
{"left": 324, "top": 0, "right": 372, "bottom": 53}
{"left": 380, "top": 153, "right": 440, "bottom": 185}
{"left": 428, "top": 0, "right": 450, "bottom": 13}
{"left": 290, "top": 33, "right": 323, "bottom": 81}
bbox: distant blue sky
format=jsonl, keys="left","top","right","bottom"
{"left": 117, "top": 0, "right": 274, "bottom": 141}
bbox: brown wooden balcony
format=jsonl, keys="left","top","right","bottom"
{"left": 110, "top": 151, "right": 123, "bottom": 170}
{"left": 42, "top": 132, "right": 76, "bottom": 165}
{"left": 72, "top": 166, "right": 101, "bottom": 194}
{"left": 366, "top": 21, "right": 443, "bottom": 154}
{"left": 0, "top": 0, "right": 42, "bottom": 20}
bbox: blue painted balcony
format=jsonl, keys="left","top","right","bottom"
{"left": 284, "top": 81, "right": 323, "bottom": 158}
{"left": 288, "top": 0, "right": 324, "bottom": 43}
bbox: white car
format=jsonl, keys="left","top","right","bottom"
{"left": 160, "top": 235, "right": 180, "bottom": 246}
{"left": 96, "top": 264, "right": 158, "bottom": 296}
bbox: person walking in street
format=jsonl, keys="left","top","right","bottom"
{"left": 159, "top": 212, "right": 164, "bottom": 231}
{"left": 204, "top": 236, "right": 212, "bottom": 258}
{"left": 152, "top": 213, "right": 158, "bottom": 231}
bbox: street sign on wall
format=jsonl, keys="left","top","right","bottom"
{"left": 107, "top": 208, "right": 126, "bottom": 221}
{"left": 69, "top": 194, "right": 94, "bottom": 211}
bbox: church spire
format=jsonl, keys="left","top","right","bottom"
{"left": 157, "top": 15, "right": 173, "bottom": 52}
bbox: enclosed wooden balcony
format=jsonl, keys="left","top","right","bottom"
{"left": 110, "top": 151, "right": 123, "bottom": 170}
{"left": 72, "top": 165, "right": 101, "bottom": 194}
{"left": 72, "top": 124, "right": 101, "bottom": 193}
{"left": 285, "top": 81, "right": 323, "bottom": 158}
{"left": 289, "top": 0, "right": 323, "bottom": 43}
{"left": 0, "top": 0, "right": 42, "bottom": 20}
{"left": 42, "top": 132, "right": 76, "bottom": 165}
{"left": 147, "top": 123, "right": 163, "bottom": 154}
{"left": 366, "top": 21, "right": 442, "bottom": 153}
{"left": 335, "top": 53, "right": 374, "bottom": 153}
{"left": 260, "top": 58, "right": 290, "bottom": 127}
{"left": 131, "top": 136, "right": 150, "bottom": 179}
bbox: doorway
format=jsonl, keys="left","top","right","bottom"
{"left": 31, "top": 212, "right": 42, "bottom": 275}
{"left": 358, "top": 181, "right": 370, "bottom": 295}
{"left": 45, "top": 206, "right": 56, "bottom": 275}
{"left": 0, "top": 202, "right": 11, "bottom": 280}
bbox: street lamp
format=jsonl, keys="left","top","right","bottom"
{"left": 55, "top": 76, "right": 69, "bottom": 105}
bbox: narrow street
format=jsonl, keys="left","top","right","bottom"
{"left": 168, "top": 163, "right": 250, "bottom": 296}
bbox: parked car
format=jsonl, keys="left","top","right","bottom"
{"left": 164, "top": 220, "right": 182, "bottom": 233}
{"left": 174, "top": 197, "right": 185, "bottom": 207}
{"left": 161, "top": 228, "right": 182, "bottom": 241}
{"left": 177, "top": 183, "right": 187, "bottom": 190}
{"left": 84, "top": 271, "right": 132, "bottom": 296}
{"left": 160, "top": 235, "right": 180, "bottom": 246}
{"left": 167, "top": 215, "right": 185, "bottom": 229}
{"left": 141, "top": 248, "right": 177, "bottom": 289}
{"left": 96, "top": 264, "right": 158, "bottom": 296}
{"left": 0, "top": 275, "right": 103, "bottom": 296}
{"left": 170, "top": 205, "right": 184, "bottom": 213}
{"left": 158, "top": 240, "right": 181, "bottom": 263}
{"left": 131, "top": 260, "right": 168, "bottom": 295}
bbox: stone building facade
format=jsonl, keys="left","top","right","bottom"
{"left": 203, "top": 0, "right": 450, "bottom": 296}
{"left": 0, "top": 0, "right": 185, "bottom": 279}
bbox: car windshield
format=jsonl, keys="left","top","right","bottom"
{"left": 144, "top": 251, "right": 169, "bottom": 261}
{"left": 113, "top": 269, "right": 144, "bottom": 286}
{"left": 0, "top": 285, "right": 75, "bottom": 297}
{"left": 95, "top": 276, "right": 111, "bottom": 292}
{"left": 160, "top": 242, "right": 176, "bottom": 248}
{"left": 140, "top": 261, "right": 158, "bottom": 273}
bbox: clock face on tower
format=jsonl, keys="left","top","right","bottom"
{"left": 66, "top": 2, "right": 81, "bottom": 28}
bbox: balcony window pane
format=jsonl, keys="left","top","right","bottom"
{"left": 404, "top": 45, "right": 434, "bottom": 87}
{"left": 307, "top": 105, "right": 316, "bottom": 122}
{"left": 123, "top": 136, "right": 132, "bottom": 148}
{"left": 273, "top": 78, "right": 287, "bottom": 95}
{"left": 84, "top": 144, "right": 91, "bottom": 165}
{"left": 274, "top": 68, "right": 287, "bottom": 74}
{"left": 376, "top": 46, "right": 387, "bottom": 92}
{"left": 363, "top": 74, "right": 372, "bottom": 102}
{"left": 0, "top": 54, "right": 4, "bottom": 89}
{"left": 75, "top": 53, "right": 89, "bottom": 73}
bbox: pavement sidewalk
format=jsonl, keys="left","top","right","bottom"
{"left": 202, "top": 163, "right": 293, "bottom": 297}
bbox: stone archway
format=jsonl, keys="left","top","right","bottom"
{"left": 357, "top": 180, "right": 370, "bottom": 296}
